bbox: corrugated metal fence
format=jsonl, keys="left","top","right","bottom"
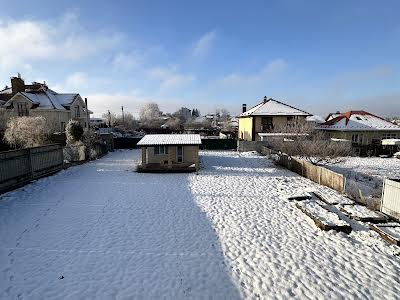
{"left": 381, "top": 178, "right": 400, "bottom": 220}
{"left": 0, "top": 144, "right": 63, "bottom": 194}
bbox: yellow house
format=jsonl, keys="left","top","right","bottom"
{"left": 0, "top": 76, "right": 91, "bottom": 132}
{"left": 319, "top": 110, "right": 400, "bottom": 155}
{"left": 137, "top": 134, "right": 201, "bottom": 172}
{"left": 238, "top": 96, "right": 311, "bottom": 141}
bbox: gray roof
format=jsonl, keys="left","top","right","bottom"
{"left": 137, "top": 134, "right": 202, "bottom": 146}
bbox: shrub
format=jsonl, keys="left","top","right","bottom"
{"left": 4, "top": 116, "right": 48, "bottom": 148}
{"left": 66, "top": 120, "right": 84, "bottom": 144}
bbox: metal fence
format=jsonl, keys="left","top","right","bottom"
{"left": 0, "top": 144, "right": 63, "bottom": 194}
{"left": 381, "top": 178, "right": 400, "bottom": 221}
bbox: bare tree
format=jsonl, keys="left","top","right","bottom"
{"left": 268, "top": 123, "right": 353, "bottom": 165}
{"left": 3, "top": 116, "right": 48, "bottom": 148}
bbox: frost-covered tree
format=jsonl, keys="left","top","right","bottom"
{"left": 3, "top": 116, "right": 48, "bottom": 148}
{"left": 66, "top": 120, "right": 84, "bottom": 144}
{"left": 139, "top": 102, "right": 162, "bottom": 128}
{"left": 140, "top": 103, "right": 161, "bottom": 121}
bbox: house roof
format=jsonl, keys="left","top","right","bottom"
{"left": 240, "top": 98, "right": 311, "bottom": 117}
{"left": 306, "top": 115, "right": 325, "bottom": 123}
{"left": 319, "top": 111, "right": 400, "bottom": 131}
{"left": 4, "top": 89, "right": 80, "bottom": 110}
{"left": 137, "top": 134, "right": 202, "bottom": 146}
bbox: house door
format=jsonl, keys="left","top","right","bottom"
{"left": 177, "top": 146, "right": 183, "bottom": 163}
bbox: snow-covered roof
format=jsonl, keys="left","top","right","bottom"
{"left": 258, "top": 133, "right": 309, "bottom": 137}
{"left": 0, "top": 87, "right": 11, "bottom": 94}
{"left": 137, "top": 134, "right": 202, "bottom": 146}
{"left": 240, "top": 98, "right": 311, "bottom": 117}
{"left": 319, "top": 111, "right": 400, "bottom": 131}
{"left": 5, "top": 90, "right": 79, "bottom": 110}
{"left": 306, "top": 115, "right": 325, "bottom": 123}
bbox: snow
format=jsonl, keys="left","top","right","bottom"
{"left": 137, "top": 134, "right": 202, "bottom": 146}
{"left": 328, "top": 156, "right": 400, "bottom": 180}
{"left": 340, "top": 204, "right": 384, "bottom": 219}
{"left": 297, "top": 200, "right": 349, "bottom": 226}
{"left": 240, "top": 99, "right": 310, "bottom": 117}
{"left": 0, "top": 150, "right": 400, "bottom": 299}
{"left": 314, "top": 190, "right": 354, "bottom": 205}
{"left": 320, "top": 112, "right": 400, "bottom": 131}
{"left": 376, "top": 224, "right": 400, "bottom": 240}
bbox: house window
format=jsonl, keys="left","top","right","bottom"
{"left": 154, "top": 146, "right": 168, "bottom": 155}
{"left": 351, "top": 134, "right": 359, "bottom": 143}
{"left": 17, "top": 103, "right": 28, "bottom": 116}
{"left": 74, "top": 106, "right": 80, "bottom": 118}
{"left": 287, "top": 116, "right": 295, "bottom": 127}
{"left": 261, "top": 117, "right": 273, "bottom": 131}
{"left": 382, "top": 133, "right": 397, "bottom": 139}
{"left": 61, "top": 122, "right": 66, "bottom": 131}
{"left": 177, "top": 146, "right": 183, "bottom": 162}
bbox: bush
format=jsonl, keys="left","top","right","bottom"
{"left": 66, "top": 120, "right": 84, "bottom": 144}
{"left": 4, "top": 116, "right": 48, "bottom": 148}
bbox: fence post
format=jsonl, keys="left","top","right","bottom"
{"left": 28, "top": 148, "right": 34, "bottom": 180}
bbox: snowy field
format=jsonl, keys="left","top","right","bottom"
{"left": 0, "top": 150, "right": 399, "bottom": 299}
{"left": 328, "top": 156, "right": 400, "bottom": 180}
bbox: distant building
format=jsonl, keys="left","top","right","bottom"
{"left": 137, "top": 134, "right": 201, "bottom": 172}
{"left": 238, "top": 96, "right": 311, "bottom": 141}
{"left": 318, "top": 110, "right": 400, "bottom": 155}
{"left": 90, "top": 118, "right": 106, "bottom": 127}
{"left": 176, "top": 107, "right": 192, "bottom": 120}
{"left": 0, "top": 75, "right": 91, "bottom": 132}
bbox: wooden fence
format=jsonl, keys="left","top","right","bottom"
{"left": 260, "top": 146, "right": 346, "bottom": 193}
{"left": 0, "top": 144, "right": 63, "bottom": 194}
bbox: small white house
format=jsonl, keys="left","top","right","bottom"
{"left": 137, "top": 134, "right": 202, "bottom": 172}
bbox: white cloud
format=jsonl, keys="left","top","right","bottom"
{"left": 216, "top": 58, "right": 288, "bottom": 86}
{"left": 192, "top": 30, "right": 217, "bottom": 57}
{"left": 112, "top": 52, "right": 143, "bottom": 71}
{"left": 0, "top": 13, "right": 122, "bottom": 70}
{"left": 86, "top": 91, "right": 189, "bottom": 118}
{"left": 147, "top": 67, "right": 195, "bottom": 90}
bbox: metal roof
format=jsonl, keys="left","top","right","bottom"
{"left": 137, "top": 134, "right": 202, "bottom": 146}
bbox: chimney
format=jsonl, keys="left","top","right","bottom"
{"left": 263, "top": 96, "right": 268, "bottom": 103}
{"left": 242, "top": 104, "right": 247, "bottom": 113}
{"left": 11, "top": 75, "right": 25, "bottom": 95}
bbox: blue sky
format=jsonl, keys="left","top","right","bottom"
{"left": 0, "top": 0, "right": 399, "bottom": 117}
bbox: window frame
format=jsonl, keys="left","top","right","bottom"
{"left": 154, "top": 145, "right": 168, "bottom": 155}
{"left": 17, "top": 102, "right": 28, "bottom": 116}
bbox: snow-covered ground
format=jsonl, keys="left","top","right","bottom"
{"left": 328, "top": 156, "right": 400, "bottom": 179}
{"left": 327, "top": 157, "right": 400, "bottom": 201}
{"left": 0, "top": 150, "right": 399, "bottom": 299}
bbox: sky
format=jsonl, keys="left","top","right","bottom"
{"left": 0, "top": 0, "right": 399, "bottom": 118}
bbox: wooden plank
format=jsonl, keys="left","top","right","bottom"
{"left": 369, "top": 224, "right": 400, "bottom": 246}
{"left": 313, "top": 191, "right": 354, "bottom": 205}
{"left": 296, "top": 200, "right": 352, "bottom": 234}
{"left": 339, "top": 205, "right": 388, "bottom": 223}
